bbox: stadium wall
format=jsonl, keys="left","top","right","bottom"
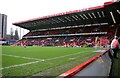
{"left": 57, "top": 49, "right": 112, "bottom": 78}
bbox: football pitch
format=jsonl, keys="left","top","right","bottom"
{"left": 1, "top": 46, "right": 106, "bottom": 76}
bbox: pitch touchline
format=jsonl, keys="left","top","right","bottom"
{"left": 1, "top": 49, "right": 96, "bottom": 70}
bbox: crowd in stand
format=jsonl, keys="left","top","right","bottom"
{"left": 12, "top": 26, "right": 116, "bottom": 48}
{"left": 13, "top": 35, "right": 110, "bottom": 48}
{"left": 24, "top": 27, "right": 95, "bottom": 37}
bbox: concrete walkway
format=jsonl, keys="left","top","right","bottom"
{"left": 110, "top": 50, "right": 120, "bottom": 77}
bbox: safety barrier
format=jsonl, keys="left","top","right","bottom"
{"left": 57, "top": 49, "right": 111, "bottom": 78}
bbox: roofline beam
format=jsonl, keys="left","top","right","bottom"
{"left": 97, "top": 12, "right": 101, "bottom": 18}
{"left": 51, "top": 19, "right": 60, "bottom": 23}
{"left": 31, "top": 22, "right": 108, "bottom": 32}
{"left": 117, "top": 10, "right": 120, "bottom": 14}
{"left": 57, "top": 18, "right": 65, "bottom": 22}
{"left": 74, "top": 15, "right": 81, "bottom": 20}
{"left": 101, "top": 11, "right": 105, "bottom": 17}
{"left": 64, "top": 17, "right": 72, "bottom": 21}
{"left": 67, "top": 16, "right": 75, "bottom": 21}
{"left": 88, "top": 13, "right": 93, "bottom": 19}
{"left": 83, "top": 14, "right": 88, "bottom": 19}
{"left": 79, "top": 15, "right": 85, "bottom": 20}
{"left": 71, "top": 16, "right": 78, "bottom": 20}
{"left": 110, "top": 12, "right": 116, "bottom": 24}
{"left": 92, "top": 13, "right": 96, "bottom": 18}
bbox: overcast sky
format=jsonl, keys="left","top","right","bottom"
{"left": 0, "top": 0, "right": 113, "bottom": 38}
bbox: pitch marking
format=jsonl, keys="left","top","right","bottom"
{"left": 2, "top": 54, "right": 43, "bottom": 61}
{"left": 1, "top": 49, "right": 100, "bottom": 70}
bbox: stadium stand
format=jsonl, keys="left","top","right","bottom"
{"left": 12, "top": 0, "right": 120, "bottom": 77}
{"left": 13, "top": 2, "right": 120, "bottom": 47}
{"left": 12, "top": 26, "right": 118, "bottom": 48}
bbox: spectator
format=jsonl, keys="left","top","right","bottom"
{"left": 111, "top": 36, "right": 119, "bottom": 58}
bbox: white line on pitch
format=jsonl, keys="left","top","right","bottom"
{"left": 0, "top": 61, "right": 40, "bottom": 70}
{"left": 1, "top": 49, "right": 97, "bottom": 70}
{"left": 45, "top": 50, "right": 91, "bottom": 61}
{"left": 2, "top": 54, "right": 42, "bottom": 61}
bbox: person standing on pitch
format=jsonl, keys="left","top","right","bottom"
{"left": 23, "top": 40, "right": 27, "bottom": 48}
{"left": 111, "top": 36, "right": 119, "bottom": 58}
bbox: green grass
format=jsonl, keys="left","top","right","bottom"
{"left": 2, "top": 46, "right": 105, "bottom": 76}
{"left": 0, "top": 45, "right": 2, "bottom": 77}
{"left": 2, "top": 56, "right": 36, "bottom": 67}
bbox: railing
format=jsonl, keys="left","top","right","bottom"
{"left": 57, "top": 49, "right": 111, "bottom": 78}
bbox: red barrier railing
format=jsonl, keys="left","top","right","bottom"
{"left": 57, "top": 49, "right": 109, "bottom": 78}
